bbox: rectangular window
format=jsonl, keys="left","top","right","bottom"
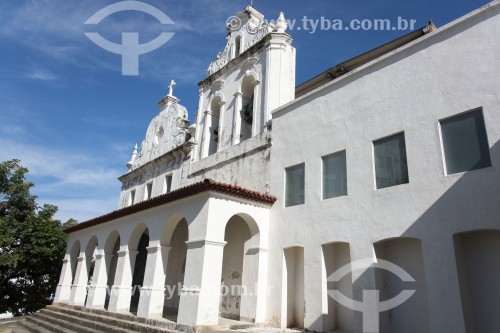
{"left": 374, "top": 133, "right": 409, "bottom": 189}
{"left": 128, "top": 190, "right": 136, "bottom": 206}
{"left": 145, "top": 182, "right": 153, "bottom": 200}
{"left": 285, "top": 163, "right": 305, "bottom": 207}
{"left": 440, "top": 108, "right": 491, "bottom": 175}
{"left": 322, "top": 150, "right": 347, "bottom": 199}
{"left": 163, "top": 175, "right": 172, "bottom": 194}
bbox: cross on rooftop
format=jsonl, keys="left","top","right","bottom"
{"left": 168, "top": 80, "right": 176, "bottom": 97}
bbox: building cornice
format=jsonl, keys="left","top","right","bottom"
{"left": 119, "top": 140, "right": 196, "bottom": 182}
{"left": 64, "top": 179, "right": 277, "bottom": 234}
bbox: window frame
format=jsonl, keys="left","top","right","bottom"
{"left": 438, "top": 107, "right": 492, "bottom": 176}
{"left": 373, "top": 131, "right": 410, "bottom": 190}
{"left": 163, "top": 174, "right": 173, "bottom": 194}
{"left": 128, "top": 190, "right": 136, "bottom": 206}
{"left": 144, "top": 182, "right": 153, "bottom": 200}
{"left": 284, "top": 163, "right": 305, "bottom": 208}
{"left": 321, "top": 150, "right": 348, "bottom": 200}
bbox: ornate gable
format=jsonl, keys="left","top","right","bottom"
{"left": 127, "top": 86, "right": 190, "bottom": 171}
{"left": 206, "top": 6, "right": 288, "bottom": 76}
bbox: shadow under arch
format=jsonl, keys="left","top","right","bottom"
{"left": 372, "top": 237, "right": 430, "bottom": 333}
{"left": 69, "top": 240, "right": 81, "bottom": 285}
{"left": 321, "top": 241, "right": 353, "bottom": 332}
{"left": 84, "top": 235, "right": 99, "bottom": 303}
{"left": 104, "top": 230, "right": 120, "bottom": 310}
{"left": 161, "top": 215, "right": 189, "bottom": 319}
{"left": 128, "top": 223, "right": 150, "bottom": 314}
{"left": 219, "top": 213, "right": 261, "bottom": 322}
{"left": 453, "top": 229, "right": 500, "bottom": 333}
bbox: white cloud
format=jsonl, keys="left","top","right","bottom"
{"left": 47, "top": 197, "right": 119, "bottom": 223}
{"left": 0, "top": 137, "right": 123, "bottom": 222}
{"left": 0, "top": 139, "right": 120, "bottom": 186}
{"left": 0, "top": 0, "right": 234, "bottom": 80}
{"left": 27, "top": 69, "right": 59, "bottom": 81}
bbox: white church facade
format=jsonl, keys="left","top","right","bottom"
{"left": 55, "top": 2, "right": 500, "bottom": 332}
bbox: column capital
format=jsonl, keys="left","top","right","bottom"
{"left": 94, "top": 252, "right": 106, "bottom": 260}
{"left": 76, "top": 256, "right": 86, "bottom": 262}
{"left": 117, "top": 250, "right": 139, "bottom": 257}
{"left": 247, "top": 247, "right": 269, "bottom": 253}
{"left": 185, "top": 239, "right": 227, "bottom": 249}
{"left": 146, "top": 245, "right": 172, "bottom": 254}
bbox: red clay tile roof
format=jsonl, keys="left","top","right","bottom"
{"left": 64, "top": 179, "right": 277, "bottom": 234}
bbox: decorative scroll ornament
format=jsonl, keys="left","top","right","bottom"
{"left": 206, "top": 7, "right": 288, "bottom": 76}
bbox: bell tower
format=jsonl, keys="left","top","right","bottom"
{"left": 194, "top": 6, "right": 296, "bottom": 161}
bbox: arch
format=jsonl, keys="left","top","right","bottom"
{"left": 321, "top": 241, "right": 353, "bottom": 332}
{"left": 243, "top": 70, "right": 260, "bottom": 84}
{"left": 224, "top": 213, "right": 260, "bottom": 247}
{"left": 163, "top": 218, "right": 189, "bottom": 318}
{"left": 208, "top": 94, "right": 225, "bottom": 156}
{"left": 85, "top": 236, "right": 99, "bottom": 295}
{"left": 454, "top": 229, "right": 500, "bottom": 332}
{"left": 128, "top": 223, "right": 149, "bottom": 251}
{"left": 234, "top": 34, "right": 243, "bottom": 58}
{"left": 219, "top": 214, "right": 261, "bottom": 321}
{"left": 85, "top": 236, "right": 98, "bottom": 258}
{"left": 160, "top": 214, "right": 189, "bottom": 247}
{"left": 283, "top": 246, "right": 305, "bottom": 328}
{"left": 69, "top": 240, "right": 81, "bottom": 285}
{"left": 374, "top": 237, "right": 429, "bottom": 333}
{"left": 130, "top": 227, "right": 149, "bottom": 314}
{"left": 104, "top": 230, "right": 120, "bottom": 254}
{"left": 104, "top": 231, "right": 120, "bottom": 310}
{"left": 239, "top": 74, "right": 259, "bottom": 142}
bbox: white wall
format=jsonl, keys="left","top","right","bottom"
{"left": 454, "top": 230, "right": 500, "bottom": 333}
{"left": 269, "top": 3, "right": 500, "bottom": 332}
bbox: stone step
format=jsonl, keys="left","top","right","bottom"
{"left": 18, "top": 317, "right": 52, "bottom": 333}
{"left": 24, "top": 314, "right": 77, "bottom": 333}
{"left": 37, "top": 309, "right": 132, "bottom": 333}
{"left": 46, "top": 303, "right": 187, "bottom": 333}
{"left": 1, "top": 318, "right": 35, "bottom": 333}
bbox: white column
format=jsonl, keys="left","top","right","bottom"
{"left": 69, "top": 255, "right": 88, "bottom": 305}
{"left": 137, "top": 245, "right": 172, "bottom": 318}
{"left": 85, "top": 251, "right": 109, "bottom": 309}
{"left": 177, "top": 239, "right": 226, "bottom": 326}
{"left": 201, "top": 111, "right": 212, "bottom": 159}
{"left": 108, "top": 250, "right": 139, "bottom": 313}
{"left": 251, "top": 83, "right": 261, "bottom": 136}
{"left": 233, "top": 91, "right": 243, "bottom": 145}
{"left": 54, "top": 256, "right": 73, "bottom": 303}
{"left": 216, "top": 101, "right": 226, "bottom": 151}
{"left": 194, "top": 88, "right": 205, "bottom": 161}
{"left": 240, "top": 247, "right": 268, "bottom": 323}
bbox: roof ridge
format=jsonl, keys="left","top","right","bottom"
{"left": 64, "top": 179, "right": 276, "bottom": 234}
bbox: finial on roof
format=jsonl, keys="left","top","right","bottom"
{"left": 427, "top": 19, "right": 437, "bottom": 32}
{"left": 168, "top": 79, "right": 176, "bottom": 97}
{"left": 127, "top": 143, "right": 139, "bottom": 171}
{"left": 275, "top": 12, "right": 287, "bottom": 33}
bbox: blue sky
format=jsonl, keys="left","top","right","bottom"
{"left": 0, "top": 0, "right": 490, "bottom": 223}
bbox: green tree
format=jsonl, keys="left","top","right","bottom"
{"left": 0, "top": 159, "right": 70, "bottom": 316}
